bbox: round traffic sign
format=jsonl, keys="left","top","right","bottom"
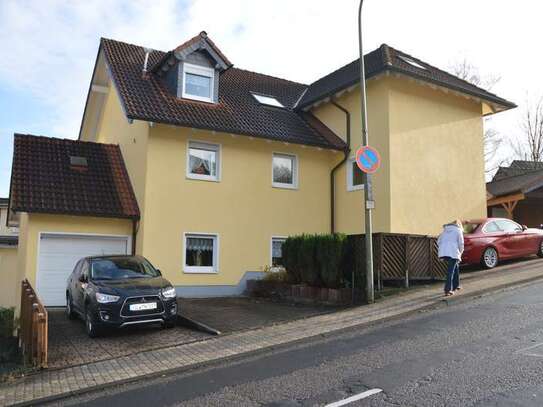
{"left": 355, "top": 145, "right": 381, "bottom": 174}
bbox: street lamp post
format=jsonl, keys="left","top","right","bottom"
{"left": 358, "top": 0, "right": 374, "bottom": 304}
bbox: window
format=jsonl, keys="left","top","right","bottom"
{"left": 187, "top": 141, "right": 220, "bottom": 181}
{"left": 483, "top": 222, "right": 500, "bottom": 233}
{"left": 347, "top": 157, "right": 365, "bottom": 191}
{"left": 184, "top": 233, "right": 219, "bottom": 273}
{"left": 182, "top": 63, "right": 214, "bottom": 102}
{"left": 271, "top": 237, "right": 286, "bottom": 268}
{"left": 397, "top": 55, "right": 427, "bottom": 71}
{"left": 495, "top": 219, "right": 522, "bottom": 233}
{"left": 272, "top": 153, "right": 298, "bottom": 189}
{"left": 251, "top": 93, "right": 284, "bottom": 108}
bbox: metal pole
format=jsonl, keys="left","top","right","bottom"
{"left": 358, "top": 0, "right": 374, "bottom": 304}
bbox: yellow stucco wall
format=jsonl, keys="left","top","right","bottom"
{"left": 140, "top": 125, "right": 337, "bottom": 286}
{"left": 312, "top": 75, "right": 486, "bottom": 236}
{"left": 311, "top": 78, "right": 392, "bottom": 234}
{"left": 16, "top": 213, "right": 132, "bottom": 294}
{"left": 81, "top": 86, "right": 149, "bottom": 252}
{"left": 0, "top": 247, "right": 18, "bottom": 308}
{"left": 387, "top": 76, "right": 486, "bottom": 235}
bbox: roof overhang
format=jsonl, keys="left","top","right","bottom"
{"left": 301, "top": 67, "right": 516, "bottom": 115}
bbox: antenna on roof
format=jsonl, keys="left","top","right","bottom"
{"left": 142, "top": 47, "right": 153, "bottom": 78}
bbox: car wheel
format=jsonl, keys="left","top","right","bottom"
{"left": 66, "top": 294, "right": 77, "bottom": 320}
{"left": 481, "top": 247, "right": 499, "bottom": 269}
{"left": 85, "top": 309, "right": 101, "bottom": 338}
{"left": 538, "top": 240, "right": 543, "bottom": 258}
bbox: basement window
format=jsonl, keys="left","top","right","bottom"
{"left": 397, "top": 55, "right": 427, "bottom": 71}
{"left": 252, "top": 93, "right": 284, "bottom": 108}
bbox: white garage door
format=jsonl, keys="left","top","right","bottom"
{"left": 37, "top": 233, "right": 129, "bottom": 306}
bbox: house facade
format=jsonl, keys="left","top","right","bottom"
{"left": 5, "top": 32, "right": 514, "bottom": 307}
{"left": 0, "top": 198, "right": 19, "bottom": 307}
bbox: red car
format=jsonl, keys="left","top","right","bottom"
{"left": 462, "top": 218, "right": 543, "bottom": 268}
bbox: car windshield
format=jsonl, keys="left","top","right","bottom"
{"left": 463, "top": 222, "right": 480, "bottom": 234}
{"left": 90, "top": 257, "right": 159, "bottom": 280}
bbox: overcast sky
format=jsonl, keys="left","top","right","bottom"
{"left": 0, "top": 0, "right": 540, "bottom": 197}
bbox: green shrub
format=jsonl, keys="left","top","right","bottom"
{"left": 0, "top": 308, "right": 15, "bottom": 338}
{"left": 299, "top": 235, "right": 320, "bottom": 286}
{"left": 262, "top": 267, "right": 291, "bottom": 283}
{"left": 282, "top": 238, "right": 301, "bottom": 283}
{"left": 316, "top": 234, "right": 346, "bottom": 289}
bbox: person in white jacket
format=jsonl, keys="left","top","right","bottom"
{"left": 437, "top": 219, "right": 464, "bottom": 296}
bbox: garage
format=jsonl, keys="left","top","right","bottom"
{"left": 37, "top": 233, "right": 130, "bottom": 306}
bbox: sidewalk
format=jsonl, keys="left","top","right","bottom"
{"left": 1, "top": 258, "right": 543, "bottom": 406}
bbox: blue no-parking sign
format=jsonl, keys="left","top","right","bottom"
{"left": 355, "top": 145, "right": 381, "bottom": 174}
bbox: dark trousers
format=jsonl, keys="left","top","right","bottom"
{"left": 444, "top": 257, "right": 460, "bottom": 293}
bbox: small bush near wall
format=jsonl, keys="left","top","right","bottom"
{"left": 283, "top": 234, "right": 350, "bottom": 289}
{"left": 0, "top": 307, "right": 15, "bottom": 338}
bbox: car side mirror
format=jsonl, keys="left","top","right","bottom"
{"left": 79, "top": 274, "right": 87, "bottom": 283}
{"left": 156, "top": 269, "right": 162, "bottom": 276}
{"left": 522, "top": 225, "right": 528, "bottom": 231}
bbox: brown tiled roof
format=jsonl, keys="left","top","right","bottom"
{"left": 100, "top": 38, "right": 346, "bottom": 150}
{"left": 487, "top": 169, "right": 543, "bottom": 197}
{"left": 297, "top": 44, "right": 516, "bottom": 111}
{"left": 173, "top": 31, "right": 232, "bottom": 68}
{"left": 9, "top": 134, "right": 139, "bottom": 219}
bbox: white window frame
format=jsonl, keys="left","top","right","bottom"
{"left": 183, "top": 232, "right": 219, "bottom": 274}
{"left": 182, "top": 63, "right": 215, "bottom": 103}
{"left": 346, "top": 157, "right": 365, "bottom": 192}
{"left": 272, "top": 152, "right": 298, "bottom": 189}
{"left": 270, "top": 236, "right": 287, "bottom": 271}
{"left": 186, "top": 140, "right": 221, "bottom": 182}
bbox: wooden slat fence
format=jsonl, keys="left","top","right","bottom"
{"left": 19, "top": 279, "right": 48, "bottom": 368}
{"left": 349, "top": 233, "right": 447, "bottom": 289}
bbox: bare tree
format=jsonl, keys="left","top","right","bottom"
{"left": 511, "top": 97, "right": 543, "bottom": 163}
{"left": 449, "top": 58, "right": 504, "bottom": 173}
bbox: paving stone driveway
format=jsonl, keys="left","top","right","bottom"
{"left": 47, "top": 297, "right": 339, "bottom": 369}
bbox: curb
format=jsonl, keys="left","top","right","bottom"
{"left": 8, "top": 271, "right": 543, "bottom": 407}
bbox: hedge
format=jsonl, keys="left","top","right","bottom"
{"left": 282, "top": 234, "right": 356, "bottom": 289}
{"left": 0, "top": 307, "right": 15, "bottom": 338}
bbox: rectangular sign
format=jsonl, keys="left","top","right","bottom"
{"left": 129, "top": 302, "right": 157, "bottom": 311}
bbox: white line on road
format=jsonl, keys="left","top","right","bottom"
{"left": 325, "top": 388, "right": 383, "bottom": 407}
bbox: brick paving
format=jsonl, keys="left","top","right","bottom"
{"left": 1, "top": 258, "right": 543, "bottom": 406}
{"left": 47, "top": 298, "right": 336, "bottom": 369}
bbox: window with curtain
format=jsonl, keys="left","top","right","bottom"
{"left": 271, "top": 237, "right": 286, "bottom": 267}
{"left": 272, "top": 153, "right": 297, "bottom": 188}
{"left": 182, "top": 63, "right": 214, "bottom": 103}
{"left": 187, "top": 141, "right": 220, "bottom": 181}
{"left": 347, "top": 157, "right": 365, "bottom": 191}
{"left": 184, "top": 234, "right": 218, "bottom": 273}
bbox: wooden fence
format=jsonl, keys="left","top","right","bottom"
{"left": 19, "top": 279, "right": 48, "bottom": 368}
{"left": 349, "top": 233, "right": 447, "bottom": 289}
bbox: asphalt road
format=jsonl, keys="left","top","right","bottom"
{"left": 50, "top": 280, "right": 543, "bottom": 407}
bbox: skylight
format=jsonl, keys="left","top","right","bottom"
{"left": 252, "top": 93, "right": 284, "bottom": 108}
{"left": 397, "top": 55, "right": 427, "bottom": 71}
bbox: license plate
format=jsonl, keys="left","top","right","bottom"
{"left": 129, "top": 302, "right": 157, "bottom": 311}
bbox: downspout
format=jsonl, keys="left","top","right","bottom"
{"left": 132, "top": 219, "right": 139, "bottom": 255}
{"left": 330, "top": 100, "right": 351, "bottom": 234}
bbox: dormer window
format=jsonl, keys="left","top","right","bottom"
{"left": 252, "top": 93, "right": 284, "bottom": 108}
{"left": 182, "top": 63, "right": 215, "bottom": 102}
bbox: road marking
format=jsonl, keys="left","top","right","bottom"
{"left": 517, "top": 342, "right": 543, "bottom": 354}
{"left": 325, "top": 388, "right": 383, "bottom": 407}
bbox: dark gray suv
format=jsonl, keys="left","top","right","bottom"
{"left": 66, "top": 255, "right": 178, "bottom": 337}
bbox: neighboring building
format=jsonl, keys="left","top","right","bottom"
{"left": 0, "top": 198, "right": 18, "bottom": 308}
{"left": 487, "top": 161, "right": 543, "bottom": 226}
{"left": 5, "top": 31, "right": 515, "bottom": 307}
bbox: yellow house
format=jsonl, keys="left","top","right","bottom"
{"left": 5, "top": 32, "right": 515, "bottom": 307}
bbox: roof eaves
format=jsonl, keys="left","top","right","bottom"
{"left": 126, "top": 112, "right": 344, "bottom": 151}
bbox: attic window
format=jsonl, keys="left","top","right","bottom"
{"left": 252, "top": 93, "right": 284, "bottom": 108}
{"left": 397, "top": 55, "right": 427, "bottom": 71}
{"left": 69, "top": 156, "right": 88, "bottom": 167}
{"left": 69, "top": 156, "right": 88, "bottom": 172}
{"left": 182, "top": 63, "right": 214, "bottom": 103}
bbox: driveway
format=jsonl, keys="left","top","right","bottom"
{"left": 47, "top": 297, "right": 340, "bottom": 369}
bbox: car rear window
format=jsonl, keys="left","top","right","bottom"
{"left": 463, "top": 222, "right": 480, "bottom": 234}
{"left": 90, "top": 258, "right": 159, "bottom": 280}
